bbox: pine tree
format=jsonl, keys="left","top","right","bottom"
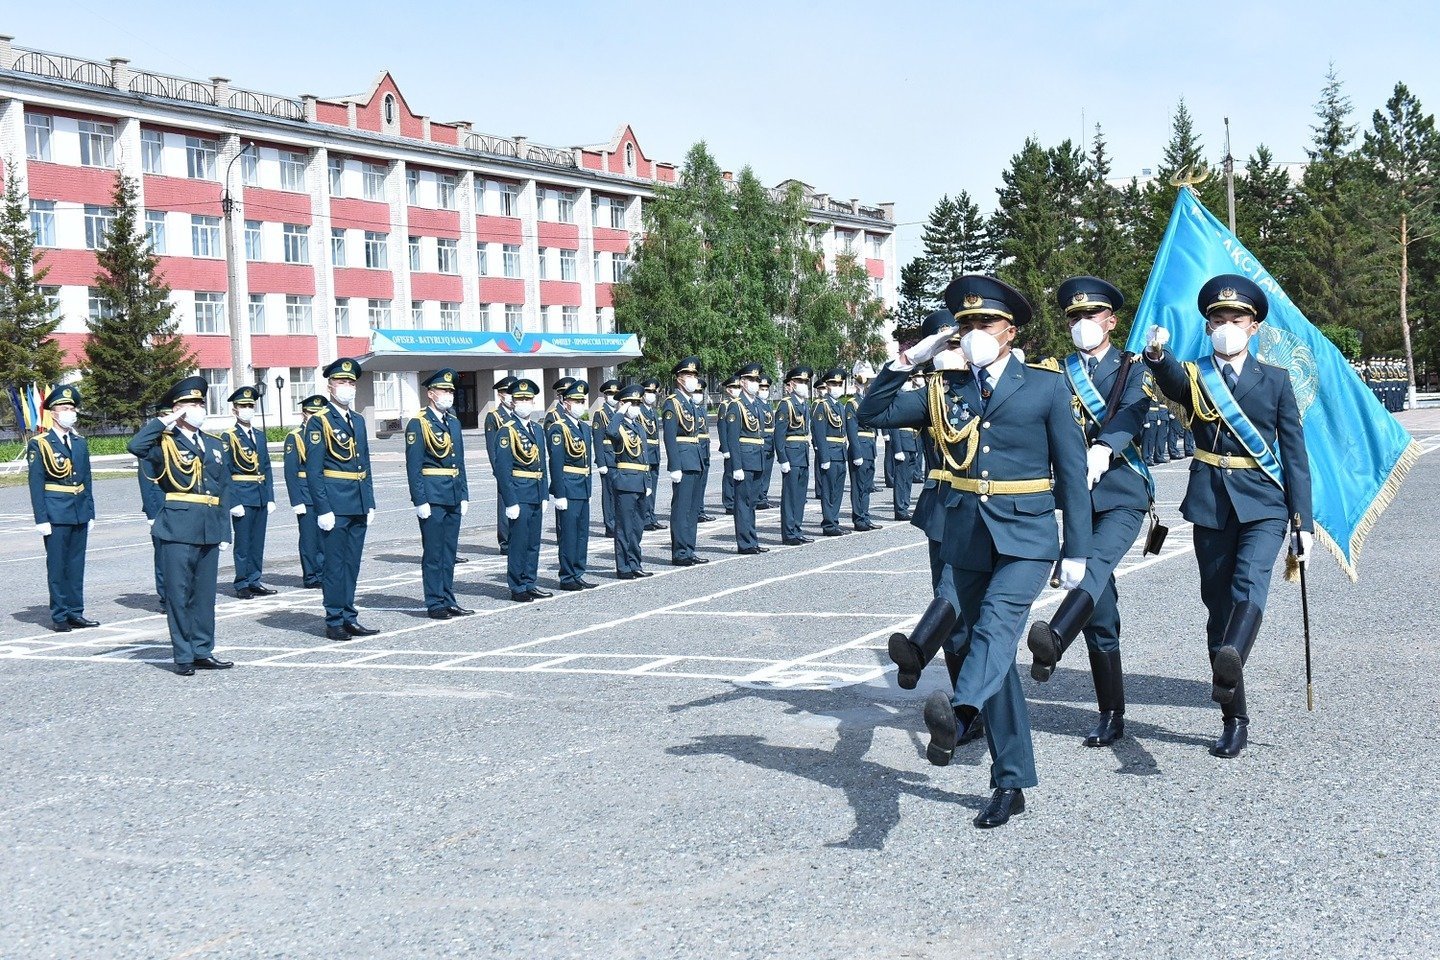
{"left": 85, "top": 171, "right": 195, "bottom": 426}
{"left": 1078, "top": 124, "right": 1127, "bottom": 281}
{"left": 1233, "top": 144, "right": 1302, "bottom": 283}
{"left": 921, "top": 191, "right": 990, "bottom": 298}
{"left": 892, "top": 256, "right": 932, "bottom": 344}
{"left": 0, "top": 166, "right": 66, "bottom": 426}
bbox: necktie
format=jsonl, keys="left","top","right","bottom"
{"left": 978, "top": 369, "right": 992, "bottom": 405}
{"left": 1223, "top": 365, "right": 1239, "bottom": 393}
{"left": 61, "top": 433, "right": 71, "bottom": 453}
{"left": 1086, "top": 356, "right": 1099, "bottom": 380}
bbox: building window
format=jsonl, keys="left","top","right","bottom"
{"left": 436, "top": 238, "right": 458, "bottom": 274}
{"left": 593, "top": 251, "right": 601, "bottom": 280}
{"left": 24, "top": 113, "right": 52, "bottom": 162}
{"left": 383, "top": 95, "right": 396, "bottom": 127}
{"left": 283, "top": 224, "right": 310, "bottom": 265}
{"left": 330, "top": 228, "right": 347, "bottom": 267}
{"left": 476, "top": 243, "right": 489, "bottom": 276}
{"left": 245, "top": 220, "right": 263, "bottom": 261}
{"left": 411, "top": 300, "right": 426, "bottom": 327}
{"left": 367, "top": 298, "right": 392, "bottom": 328}
{"left": 241, "top": 149, "right": 258, "bottom": 187}
{"left": 477, "top": 302, "right": 493, "bottom": 331}
{"left": 30, "top": 201, "right": 56, "bottom": 247}
{"left": 40, "top": 286, "right": 61, "bottom": 319}
{"left": 194, "top": 292, "right": 228, "bottom": 334}
{"left": 610, "top": 200, "right": 626, "bottom": 230}
{"left": 202, "top": 369, "right": 231, "bottom": 416}
{"left": 612, "top": 254, "right": 629, "bottom": 283}
{"left": 559, "top": 249, "right": 577, "bottom": 282}
{"left": 556, "top": 190, "right": 576, "bottom": 224}
{"left": 534, "top": 189, "right": 549, "bottom": 222}
{"left": 408, "top": 235, "right": 422, "bottom": 272}
{"left": 561, "top": 306, "right": 579, "bottom": 333}
{"left": 499, "top": 182, "right": 519, "bottom": 217}
{"left": 334, "top": 298, "right": 351, "bottom": 336}
{"left": 83, "top": 205, "right": 116, "bottom": 250}
{"left": 502, "top": 244, "right": 521, "bottom": 278}
{"left": 537, "top": 247, "right": 549, "bottom": 281}
{"left": 141, "top": 130, "right": 164, "bottom": 174}
{"left": 191, "top": 215, "right": 222, "bottom": 258}
{"left": 869, "top": 235, "right": 884, "bottom": 258}
{"left": 87, "top": 288, "right": 113, "bottom": 322}
{"left": 504, "top": 304, "right": 524, "bottom": 331}
{"left": 373, "top": 371, "right": 399, "bottom": 410}
{"left": 288, "top": 367, "right": 316, "bottom": 411}
{"left": 248, "top": 294, "right": 267, "bottom": 334}
{"left": 328, "top": 157, "right": 344, "bottom": 197}
{"left": 871, "top": 277, "right": 884, "bottom": 299}
{"left": 144, "top": 210, "right": 166, "bottom": 253}
{"left": 625, "top": 142, "right": 635, "bottom": 171}
{"left": 78, "top": 120, "right": 116, "bottom": 168}
{"left": 362, "top": 163, "right": 387, "bottom": 201}
{"left": 439, "top": 301, "right": 460, "bottom": 330}
{"left": 437, "top": 174, "right": 457, "bottom": 210}
{"left": 364, "top": 232, "right": 389, "bottom": 269}
{"left": 278, "top": 151, "right": 307, "bottom": 192}
{"left": 286, "top": 294, "right": 314, "bottom": 333}
{"left": 406, "top": 169, "right": 420, "bottom": 206}
{"left": 185, "top": 137, "right": 218, "bottom": 180}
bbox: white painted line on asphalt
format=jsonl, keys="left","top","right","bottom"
{"left": 668, "top": 610, "right": 917, "bottom": 618}
{"left": 627, "top": 656, "right": 684, "bottom": 674}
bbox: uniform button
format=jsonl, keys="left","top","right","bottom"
{"left": 980, "top": 494, "right": 989, "bottom": 502}
{"left": 981, "top": 470, "right": 990, "bottom": 478}
{"left": 982, "top": 421, "right": 991, "bottom": 429}
{"left": 982, "top": 445, "right": 990, "bottom": 453}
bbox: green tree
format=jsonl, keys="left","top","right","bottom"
{"left": 1077, "top": 124, "right": 1128, "bottom": 283}
{"left": 892, "top": 255, "right": 931, "bottom": 344}
{"left": 921, "top": 191, "right": 990, "bottom": 298}
{"left": 1320, "top": 324, "right": 1363, "bottom": 361}
{"left": 0, "top": 165, "right": 66, "bottom": 425}
{"left": 1233, "top": 143, "right": 1302, "bottom": 282}
{"left": 84, "top": 171, "right": 195, "bottom": 426}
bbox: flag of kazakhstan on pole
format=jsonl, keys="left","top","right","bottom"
{"left": 1124, "top": 188, "right": 1420, "bottom": 581}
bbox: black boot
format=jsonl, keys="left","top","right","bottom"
{"left": 888, "top": 596, "right": 957, "bottom": 690}
{"left": 1212, "top": 601, "right": 1263, "bottom": 704}
{"left": 1210, "top": 716, "right": 1249, "bottom": 757}
{"left": 1083, "top": 648, "right": 1125, "bottom": 747}
{"left": 1028, "top": 589, "right": 1094, "bottom": 682}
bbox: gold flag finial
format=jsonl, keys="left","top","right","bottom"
{"left": 1169, "top": 162, "right": 1212, "bottom": 189}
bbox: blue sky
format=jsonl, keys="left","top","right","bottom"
{"left": 7, "top": 1, "right": 1440, "bottom": 264}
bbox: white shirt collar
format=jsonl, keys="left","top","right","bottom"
{"left": 1085, "top": 343, "right": 1113, "bottom": 365}
{"left": 1213, "top": 353, "right": 1246, "bottom": 378}
{"left": 973, "top": 352, "right": 1012, "bottom": 382}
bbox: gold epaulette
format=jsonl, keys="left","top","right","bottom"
{"left": 1027, "top": 358, "right": 1062, "bottom": 373}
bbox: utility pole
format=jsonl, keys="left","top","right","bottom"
{"left": 1224, "top": 117, "right": 1236, "bottom": 234}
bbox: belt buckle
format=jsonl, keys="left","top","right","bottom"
{"left": 1220, "top": 454, "right": 1231, "bottom": 469}
{"left": 976, "top": 479, "right": 991, "bottom": 495}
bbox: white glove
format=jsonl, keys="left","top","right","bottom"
{"left": 780, "top": 461, "right": 791, "bottom": 474}
{"left": 1146, "top": 324, "right": 1170, "bottom": 356}
{"left": 820, "top": 462, "right": 830, "bottom": 471}
{"left": 267, "top": 501, "right": 276, "bottom": 515}
{"left": 670, "top": 470, "right": 682, "bottom": 483}
{"left": 852, "top": 458, "right": 863, "bottom": 466}
{"left": 1293, "top": 530, "right": 1314, "bottom": 564}
{"left": 219, "top": 541, "right": 231, "bottom": 552}
{"left": 36, "top": 522, "right": 52, "bottom": 537}
{"left": 552, "top": 496, "right": 568, "bottom": 511}
{"left": 505, "top": 504, "right": 520, "bottom": 521}
{"left": 317, "top": 512, "right": 336, "bottom": 531}
{"left": 1086, "top": 444, "right": 1113, "bottom": 489}
{"left": 1059, "top": 558, "right": 1086, "bottom": 590}
{"left": 460, "top": 500, "right": 469, "bottom": 517}
{"left": 294, "top": 504, "right": 306, "bottom": 515}
{"left": 597, "top": 466, "right": 608, "bottom": 475}
{"left": 895, "top": 452, "right": 906, "bottom": 462}
{"left": 731, "top": 469, "right": 743, "bottom": 481}
{"left": 903, "top": 326, "right": 957, "bottom": 366}
{"left": 416, "top": 503, "right": 432, "bottom": 519}
{"left": 1012, "top": 347, "right": 1025, "bottom": 365}
{"left": 160, "top": 410, "right": 183, "bottom": 427}
{"left": 147, "top": 519, "right": 155, "bottom": 528}
{"left": 722, "top": 451, "right": 731, "bottom": 460}
{"left": 645, "top": 486, "right": 653, "bottom": 496}
{"left": 230, "top": 505, "right": 246, "bottom": 518}
{"left": 366, "top": 508, "right": 375, "bottom": 525}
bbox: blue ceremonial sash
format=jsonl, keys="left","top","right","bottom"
{"left": 1064, "top": 353, "right": 1154, "bottom": 498}
{"left": 1195, "top": 355, "right": 1286, "bottom": 490}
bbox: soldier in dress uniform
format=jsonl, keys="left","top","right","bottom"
{"left": 1144, "top": 274, "right": 1313, "bottom": 758}
{"left": 639, "top": 377, "right": 665, "bottom": 531}
{"left": 1025, "top": 277, "right": 1154, "bottom": 747}
{"left": 886, "top": 372, "right": 925, "bottom": 520}
{"left": 845, "top": 361, "right": 883, "bottom": 532}
{"left": 283, "top": 394, "right": 328, "bottom": 589}
{"left": 717, "top": 375, "right": 742, "bottom": 514}
{"left": 495, "top": 378, "right": 551, "bottom": 602}
{"left": 756, "top": 375, "right": 777, "bottom": 510}
{"left": 773, "top": 366, "right": 814, "bottom": 545}
{"left": 693, "top": 377, "right": 716, "bottom": 523}
{"left": 663, "top": 357, "right": 710, "bottom": 567}
{"left": 548, "top": 379, "right": 598, "bottom": 590}
{"left": 305, "top": 358, "right": 379, "bottom": 641}
{"left": 485, "top": 376, "right": 518, "bottom": 554}
{"left": 723, "top": 363, "right": 770, "bottom": 554}
{"left": 28, "top": 384, "right": 98, "bottom": 632}
{"left": 545, "top": 375, "right": 576, "bottom": 428}
{"left": 605, "top": 383, "right": 655, "bottom": 579}
{"left": 860, "top": 279, "right": 1091, "bottom": 828}
{"left": 406, "top": 369, "right": 474, "bottom": 620}
{"left": 811, "top": 367, "right": 850, "bottom": 537}
{"left": 128, "top": 377, "right": 234, "bottom": 675}
{"left": 591, "top": 379, "right": 622, "bottom": 538}
{"left": 137, "top": 403, "right": 167, "bottom": 609}
{"left": 223, "top": 386, "right": 277, "bottom": 599}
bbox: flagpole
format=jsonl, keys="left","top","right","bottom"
{"left": 1224, "top": 117, "right": 1236, "bottom": 234}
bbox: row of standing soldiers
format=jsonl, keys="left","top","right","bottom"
{"left": 1356, "top": 358, "right": 1411, "bottom": 413}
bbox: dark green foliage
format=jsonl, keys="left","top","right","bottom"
{"left": 0, "top": 165, "right": 66, "bottom": 426}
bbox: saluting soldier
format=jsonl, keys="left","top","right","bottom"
{"left": 305, "top": 358, "right": 379, "bottom": 641}
{"left": 485, "top": 376, "right": 518, "bottom": 554}
{"left": 717, "top": 375, "right": 742, "bottom": 515}
{"left": 406, "top": 369, "right": 474, "bottom": 620}
{"left": 639, "top": 377, "right": 665, "bottom": 531}
{"left": 591, "top": 379, "right": 622, "bottom": 538}
{"left": 548, "top": 379, "right": 597, "bottom": 590}
{"left": 223, "top": 386, "right": 277, "bottom": 599}
{"left": 860, "top": 278, "right": 1091, "bottom": 828}
{"left": 886, "top": 372, "right": 925, "bottom": 520}
{"left": 845, "top": 361, "right": 883, "bottom": 532}
{"left": 605, "top": 383, "right": 655, "bottom": 579}
{"left": 545, "top": 375, "right": 576, "bottom": 428}
{"left": 283, "top": 394, "right": 328, "bottom": 589}
{"left": 1026, "top": 277, "right": 1154, "bottom": 748}
{"left": 1144, "top": 274, "right": 1313, "bottom": 758}
{"left": 723, "top": 363, "right": 770, "bottom": 554}
{"left": 28, "top": 384, "right": 98, "bottom": 632}
{"left": 693, "top": 377, "right": 716, "bottom": 523}
{"left": 663, "top": 357, "right": 710, "bottom": 566}
{"left": 811, "top": 367, "right": 850, "bottom": 537}
{"left": 137, "top": 412, "right": 167, "bottom": 609}
{"left": 495, "top": 379, "right": 551, "bottom": 602}
{"left": 756, "top": 375, "right": 777, "bottom": 510}
{"left": 127, "top": 377, "right": 234, "bottom": 675}
{"left": 773, "top": 366, "right": 814, "bottom": 545}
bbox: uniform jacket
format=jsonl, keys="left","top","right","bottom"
{"left": 715, "top": 398, "right": 734, "bottom": 458}
{"left": 844, "top": 395, "right": 877, "bottom": 462}
{"left": 721, "top": 394, "right": 768, "bottom": 471}
{"left": 760, "top": 399, "right": 777, "bottom": 455}
{"left": 773, "top": 395, "right": 811, "bottom": 468}
{"left": 661, "top": 394, "right": 706, "bottom": 473}
{"left": 810, "top": 395, "right": 849, "bottom": 465}
{"left": 604, "top": 414, "right": 651, "bottom": 493}
{"left": 547, "top": 413, "right": 593, "bottom": 500}
{"left": 282, "top": 426, "right": 313, "bottom": 508}
{"left": 484, "top": 403, "right": 514, "bottom": 471}
{"left": 640, "top": 403, "right": 661, "bottom": 466}
{"left": 222, "top": 422, "right": 274, "bottom": 508}
{"left": 887, "top": 425, "right": 921, "bottom": 457}
{"left": 28, "top": 428, "right": 95, "bottom": 525}
{"left": 1065, "top": 346, "right": 1152, "bottom": 514}
{"left": 127, "top": 419, "right": 233, "bottom": 545}
{"left": 138, "top": 453, "right": 165, "bottom": 519}
{"left": 405, "top": 407, "right": 469, "bottom": 507}
{"left": 591, "top": 402, "right": 618, "bottom": 471}
{"left": 494, "top": 417, "right": 548, "bottom": 507}
{"left": 304, "top": 403, "right": 376, "bottom": 518}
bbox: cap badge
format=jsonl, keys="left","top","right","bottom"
{"left": 1220, "top": 287, "right": 1237, "bottom": 301}
{"left": 1072, "top": 292, "right": 1088, "bottom": 305}
{"left": 963, "top": 294, "right": 983, "bottom": 309}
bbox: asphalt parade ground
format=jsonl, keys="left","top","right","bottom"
{"left": 3, "top": 418, "right": 1440, "bottom": 959}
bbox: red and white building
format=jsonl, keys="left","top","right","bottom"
{"left": 0, "top": 36, "right": 897, "bottom": 431}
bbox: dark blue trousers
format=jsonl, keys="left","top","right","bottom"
{"left": 297, "top": 510, "right": 323, "bottom": 587}
{"left": 231, "top": 504, "right": 269, "bottom": 591}
{"left": 892, "top": 457, "right": 917, "bottom": 515}
{"left": 555, "top": 499, "right": 591, "bottom": 585}
{"left": 779, "top": 461, "right": 809, "bottom": 540}
{"left": 1193, "top": 517, "right": 1287, "bottom": 651}
{"left": 644, "top": 465, "right": 659, "bottom": 524}
{"left": 670, "top": 471, "right": 702, "bottom": 561}
{"left": 600, "top": 471, "right": 616, "bottom": 534}
{"left": 44, "top": 522, "right": 88, "bottom": 624}
{"left": 321, "top": 514, "right": 368, "bottom": 629}
{"left": 848, "top": 459, "right": 875, "bottom": 526}
{"left": 613, "top": 490, "right": 645, "bottom": 574}
{"left": 1068, "top": 506, "right": 1147, "bottom": 655}
{"left": 158, "top": 540, "right": 219, "bottom": 664}
{"left": 505, "top": 503, "right": 541, "bottom": 594}
{"left": 495, "top": 497, "right": 510, "bottom": 550}
{"left": 816, "top": 462, "right": 845, "bottom": 532}
{"left": 420, "top": 503, "right": 462, "bottom": 611}
{"left": 152, "top": 534, "right": 166, "bottom": 601}
{"left": 758, "top": 451, "right": 775, "bottom": 505}
{"left": 721, "top": 458, "right": 735, "bottom": 510}
{"left": 732, "top": 470, "right": 760, "bottom": 550}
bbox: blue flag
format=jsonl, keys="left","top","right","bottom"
{"left": 1124, "top": 188, "right": 1420, "bottom": 581}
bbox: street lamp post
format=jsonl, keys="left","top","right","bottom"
{"left": 221, "top": 142, "right": 256, "bottom": 416}
{"left": 274, "top": 375, "right": 286, "bottom": 432}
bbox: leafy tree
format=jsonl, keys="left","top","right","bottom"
{"left": 1320, "top": 324, "right": 1363, "bottom": 361}
{"left": 0, "top": 165, "right": 66, "bottom": 425}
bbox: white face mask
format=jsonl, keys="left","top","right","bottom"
{"left": 643, "top": 391, "right": 657, "bottom": 405}
{"left": 333, "top": 384, "right": 357, "bottom": 407}
{"left": 742, "top": 380, "right": 759, "bottom": 397}
{"left": 758, "top": 388, "right": 771, "bottom": 401}
{"left": 622, "top": 403, "right": 640, "bottom": 420}
{"left": 432, "top": 392, "right": 455, "bottom": 411}
{"left": 726, "top": 387, "right": 741, "bottom": 400}
{"left": 1211, "top": 323, "right": 1251, "bottom": 357}
{"left": 932, "top": 347, "right": 967, "bottom": 371}
{"left": 691, "top": 391, "right": 705, "bottom": 401}
{"left": 54, "top": 409, "right": 78, "bottom": 430}
{"left": 679, "top": 375, "right": 698, "bottom": 393}
{"left": 1070, "top": 316, "right": 1107, "bottom": 352}
{"left": 828, "top": 385, "right": 844, "bottom": 399}
{"left": 512, "top": 400, "right": 536, "bottom": 419}
{"left": 180, "top": 406, "right": 207, "bottom": 429}
{"left": 235, "top": 407, "right": 254, "bottom": 424}
{"left": 793, "top": 383, "right": 811, "bottom": 400}
{"left": 960, "top": 329, "right": 1002, "bottom": 369}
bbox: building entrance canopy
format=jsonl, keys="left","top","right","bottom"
{"left": 357, "top": 329, "right": 642, "bottom": 373}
